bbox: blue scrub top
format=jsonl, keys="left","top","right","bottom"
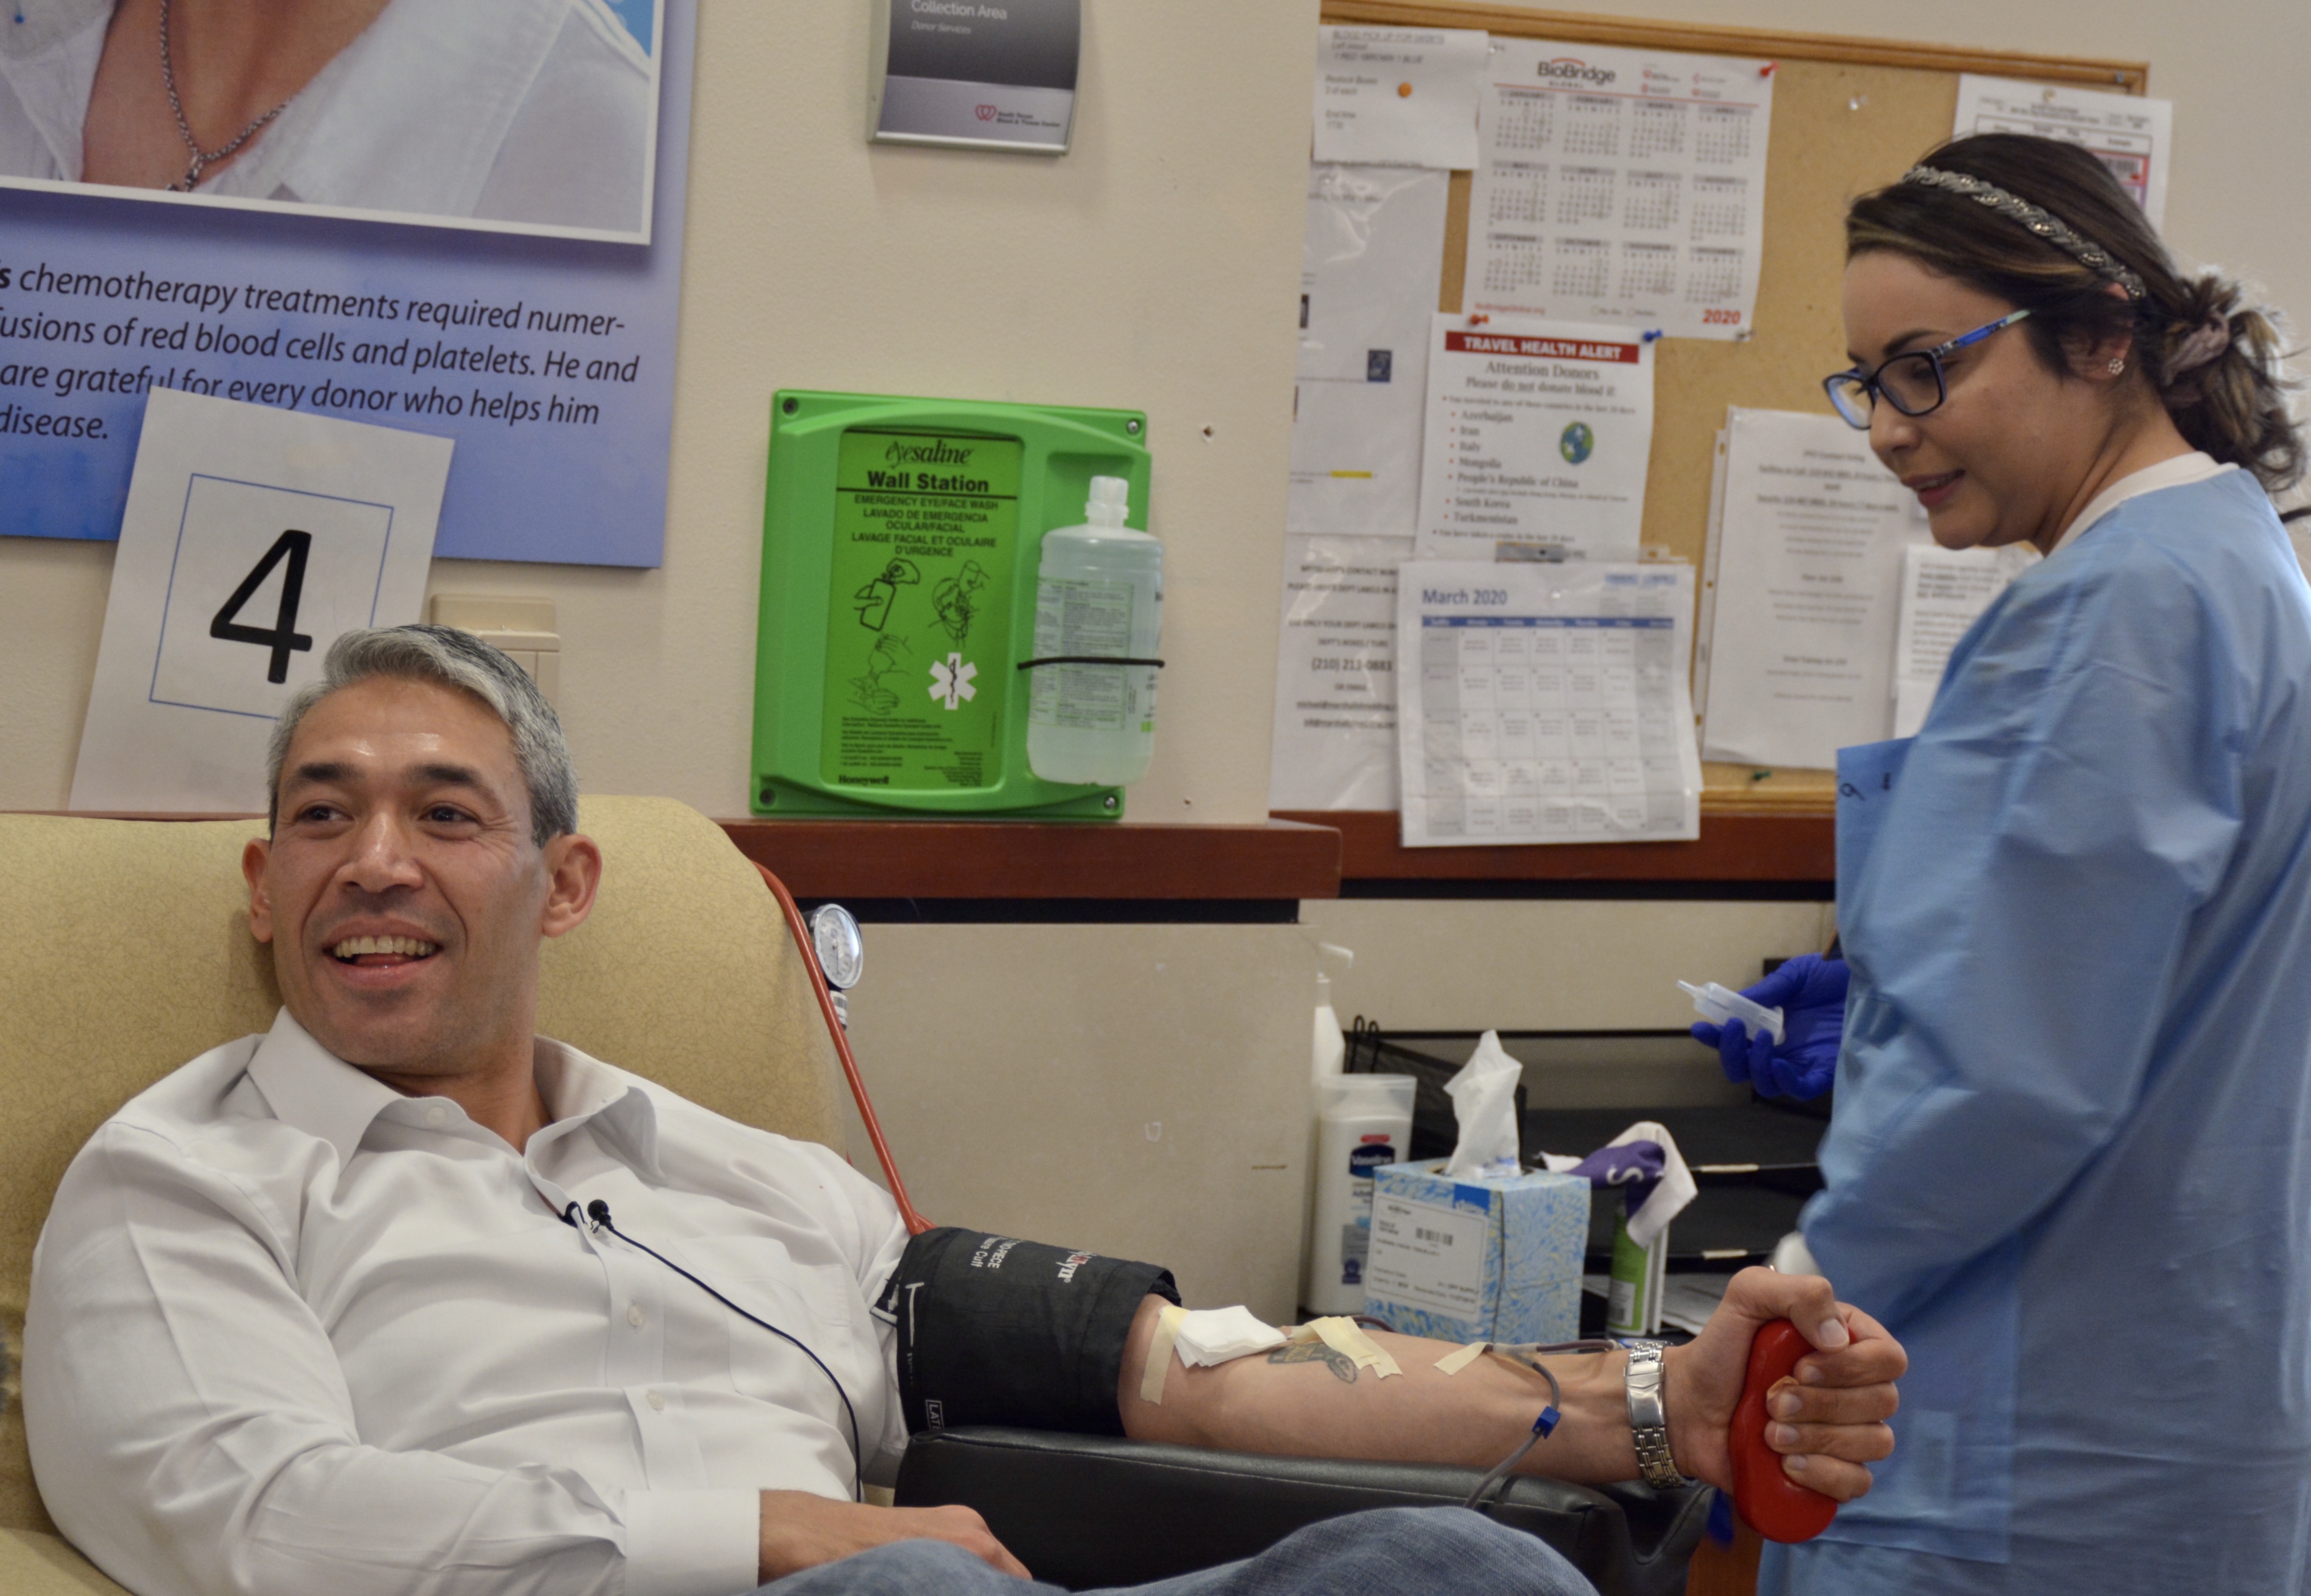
{"left": 1768, "top": 468, "right": 2311, "bottom": 1594}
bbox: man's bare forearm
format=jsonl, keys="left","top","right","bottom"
{"left": 1114, "top": 1272, "right": 1903, "bottom": 1501}
{"left": 1116, "top": 1303, "right": 1644, "bottom": 1485}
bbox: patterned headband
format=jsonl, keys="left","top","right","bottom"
{"left": 1901, "top": 165, "right": 2148, "bottom": 301}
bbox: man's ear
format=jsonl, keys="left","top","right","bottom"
{"left": 243, "top": 837, "right": 274, "bottom": 944}
{"left": 538, "top": 832, "right": 602, "bottom": 940}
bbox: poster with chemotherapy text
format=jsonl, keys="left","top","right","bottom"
{"left": 0, "top": 0, "right": 690, "bottom": 566}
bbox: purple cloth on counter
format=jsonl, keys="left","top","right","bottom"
{"left": 1566, "top": 1140, "right": 1664, "bottom": 1212}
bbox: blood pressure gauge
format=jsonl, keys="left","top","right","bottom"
{"left": 807, "top": 903, "right": 864, "bottom": 990}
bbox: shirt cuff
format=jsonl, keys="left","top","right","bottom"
{"left": 622, "top": 1488, "right": 762, "bottom": 1596}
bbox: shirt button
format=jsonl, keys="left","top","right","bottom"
{"left": 424, "top": 1104, "right": 447, "bottom": 1128}
{"left": 627, "top": 1302, "right": 646, "bottom": 1329}
{"left": 646, "top": 1390, "right": 666, "bottom": 1411}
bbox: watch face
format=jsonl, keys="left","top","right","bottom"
{"left": 808, "top": 904, "right": 865, "bottom": 989}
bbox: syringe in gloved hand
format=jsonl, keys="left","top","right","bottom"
{"left": 1678, "top": 980, "right": 1786, "bottom": 1046}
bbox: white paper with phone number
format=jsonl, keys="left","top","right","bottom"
{"left": 1398, "top": 560, "right": 1700, "bottom": 846}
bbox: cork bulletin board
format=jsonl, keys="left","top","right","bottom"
{"left": 1313, "top": 2, "right": 2147, "bottom": 813}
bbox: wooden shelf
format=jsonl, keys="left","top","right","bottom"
{"left": 1319, "top": 1, "right": 2146, "bottom": 89}
{"left": 716, "top": 818, "right": 1344, "bottom": 901}
{"left": 32, "top": 811, "right": 1823, "bottom": 896}
{"left": 1270, "top": 810, "right": 1832, "bottom": 884}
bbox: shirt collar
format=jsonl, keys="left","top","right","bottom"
{"left": 2049, "top": 452, "right": 2234, "bottom": 558}
{"left": 0, "top": 0, "right": 586, "bottom": 212}
{"left": 0, "top": 0, "right": 108, "bottom": 180}
{"left": 532, "top": 1034, "right": 664, "bottom": 1178}
{"left": 244, "top": 1009, "right": 406, "bottom": 1170}
{"left": 244, "top": 0, "right": 577, "bottom": 215}
{"left": 244, "top": 1008, "right": 660, "bottom": 1175}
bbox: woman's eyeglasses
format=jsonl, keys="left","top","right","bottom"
{"left": 1824, "top": 309, "right": 2032, "bottom": 428}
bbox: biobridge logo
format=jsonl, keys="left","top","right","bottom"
{"left": 1536, "top": 57, "right": 1617, "bottom": 86}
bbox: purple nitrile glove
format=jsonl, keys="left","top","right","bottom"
{"left": 1690, "top": 953, "right": 1848, "bottom": 1101}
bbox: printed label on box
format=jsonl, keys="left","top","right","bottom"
{"left": 1368, "top": 1192, "right": 1488, "bottom": 1316}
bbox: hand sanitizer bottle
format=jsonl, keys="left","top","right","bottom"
{"left": 1026, "top": 476, "right": 1162, "bottom": 786}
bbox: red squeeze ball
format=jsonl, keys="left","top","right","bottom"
{"left": 1730, "top": 1319, "right": 1838, "bottom": 1543}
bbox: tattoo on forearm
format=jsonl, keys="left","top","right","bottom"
{"left": 1268, "top": 1340, "right": 1358, "bottom": 1383}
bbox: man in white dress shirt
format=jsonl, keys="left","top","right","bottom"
{"left": 22, "top": 626, "right": 1904, "bottom": 1596}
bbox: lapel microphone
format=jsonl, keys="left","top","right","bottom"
{"left": 560, "top": 1197, "right": 864, "bottom": 1500}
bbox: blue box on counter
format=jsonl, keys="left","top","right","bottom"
{"left": 1362, "top": 1160, "right": 1588, "bottom": 1344}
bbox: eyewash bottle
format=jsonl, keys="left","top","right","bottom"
{"left": 1025, "top": 475, "right": 1164, "bottom": 787}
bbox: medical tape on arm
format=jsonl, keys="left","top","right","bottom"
{"left": 1292, "top": 1316, "right": 1402, "bottom": 1380}
{"left": 1139, "top": 1303, "right": 1188, "bottom": 1404}
{"left": 1434, "top": 1341, "right": 1490, "bottom": 1376}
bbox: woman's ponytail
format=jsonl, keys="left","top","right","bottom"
{"left": 2156, "top": 272, "right": 2302, "bottom": 495}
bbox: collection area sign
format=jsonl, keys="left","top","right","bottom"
{"left": 0, "top": 0, "right": 693, "bottom": 568}
{"left": 870, "top": 0, "right": 1080, "bottom": 152}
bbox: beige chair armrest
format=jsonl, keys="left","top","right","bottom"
{"left": 0, "top": 1530, "right": 132, "bottom": 1594}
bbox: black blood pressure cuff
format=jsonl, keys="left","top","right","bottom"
{"left": 878, "top": 1226, "right": 1180, "bottom": 1437}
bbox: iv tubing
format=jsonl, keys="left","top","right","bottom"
{"left": 1463, "top": 1340, "right": 1626, "bottom": 1512}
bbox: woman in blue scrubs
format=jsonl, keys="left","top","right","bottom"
{"left": 1754, "top": 134, "right": 2310, "bottom": 1594}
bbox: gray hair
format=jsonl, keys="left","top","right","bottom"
{"left": 266, "top": 626, "right": 578, "bottom": 846}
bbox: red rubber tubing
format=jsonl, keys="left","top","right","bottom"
{"left": 753, "top": 861, "right": 934, "bottom": 1236}
{"left": 1730, "top": 1318, "right": 1839, "bottom": 1543}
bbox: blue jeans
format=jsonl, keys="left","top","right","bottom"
{"left": 755, "top": 1505, "right": 1598, "bottom": 1595}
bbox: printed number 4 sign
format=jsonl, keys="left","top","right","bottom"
{"left": 71, "top": 390, "right": 451, "bottom": 812}
{"left": 150, "top": 476, "right": 397, "bottom": 720}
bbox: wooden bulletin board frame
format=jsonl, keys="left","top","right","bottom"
{"left": 1282, "top": 4, "right": 2146, "bottom": 880}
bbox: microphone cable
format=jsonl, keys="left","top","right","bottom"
{"left": 560, "top": 1198, "right": 864, "bottom": 1501}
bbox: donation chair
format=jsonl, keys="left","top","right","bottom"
{"left": 0, "top": 800, "right": 1707, "bottom": 1596}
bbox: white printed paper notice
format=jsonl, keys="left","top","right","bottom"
{"left": 1892, "top": 543, "right": 2038, "bottom": 738}
{"left": 1415, "top": 312, "right": 1653, "bottom": 561}
{"left": 1269, "top": 534, "right": 1410, "bottom": 811}
{"left": 1954, "top": 76, "right": 2172, "bottom": 228}
{"left": 1314, "top": 26, "right": 1488, "bottom": 170}
{"left": 70, "top": 390, "right": 451, "bottom": 812}
{"left": 1466, "top": 36, "right": 1774, "bottom": 340}
{"left": 1368, "top": 1192, "right": 1488, "bottom": 1317}
{"left": 1397, "top": 560, "right": 1700, "bottom": 847}
{"left": 1292, "top": 164, "right": 1449, "bottom": 538}
{"left": 1699, "top": 408, "right": 1931, "bottom": 769}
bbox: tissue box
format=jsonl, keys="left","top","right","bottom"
{"left": 1363, "top": 1161, "right": 1587, "bottom": 1344}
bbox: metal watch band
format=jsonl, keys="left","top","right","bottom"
{"left": 1623, "top": 1340, "right": 1687, "bottom": 1490}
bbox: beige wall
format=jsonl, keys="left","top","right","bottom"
{"left": 0, "top": 0, "right": 1321, "bottom": 822}
{"left": 838, "top": 924, "right": 1316, "bottom": 1322}
{"left": 4, "top": 4, "right": 2302, "bottom": 808}
{"left": 4, "top": 2, "right": 2304, "bottom": 1298}
{"left": 1304, "top": 898, "right": 1838, "bottom": 1034}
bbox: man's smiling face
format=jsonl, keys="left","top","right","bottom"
{"left": 243, "top": 674, "right": 594, "bottom": 1079}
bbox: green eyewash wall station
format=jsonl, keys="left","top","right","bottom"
{"left": 752, "top": 390, "right": 1152, "bottom": 819}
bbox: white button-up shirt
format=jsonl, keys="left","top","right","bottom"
{"left": 24, "top": 1010, "right": 912, "bottom": 1596}
{"left": 0, "top": 0, "right": 652, "bottom": 233}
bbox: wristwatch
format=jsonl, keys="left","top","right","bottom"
{"left": 1622, "top": 1340, "right": 1688, "bottom": 1490}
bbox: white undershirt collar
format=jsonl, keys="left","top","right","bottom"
{"left": 2048, "top": 452, "right": 2234, "bottom": 558}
